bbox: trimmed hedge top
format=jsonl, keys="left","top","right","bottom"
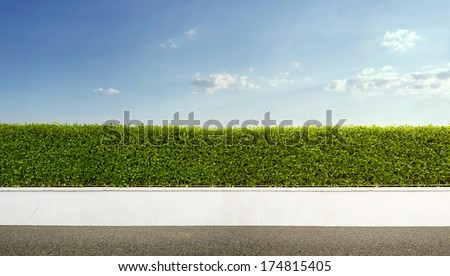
{"left": 0, "top": 124, "right": 449, "bottom": 187}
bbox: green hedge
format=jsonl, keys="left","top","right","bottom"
{"left": 0, "top": 124, "right": 449, "bottom": 187}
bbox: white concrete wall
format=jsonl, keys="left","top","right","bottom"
{"left": 1, "top": 187, "right": 450, "bottom": 226}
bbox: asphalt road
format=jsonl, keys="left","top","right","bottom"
{"left": 1, "top": 226, "right": 449, "bottom": 256}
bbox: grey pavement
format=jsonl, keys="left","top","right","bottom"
{"left": 0, "top": 226, "right": 449, "bottom": 256}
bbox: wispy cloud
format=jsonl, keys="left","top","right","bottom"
{"left": 159, "top": 39, "right": 180, "bottom": 49}
{"left": 268, "top": 71, "right": 294, "bottom": 87}
{"left": 291, "top": 61, "right": 301, "bottom": 69}
{"left": 159, "top": 27, "right": 197, "bottom": 49}
{"left": 192, "top": 72, "right": 258, "bottom": 94}
{"left": 184, "top": 28, "right": 197, "bottom": 38}
{"left": 324, "top": 65, "right": 450, "bottom": 97}
{"left": 380, "top": 29, "right": 421, "bottom": 52}
{"left": 93, "top": 88, "right": 120, "bottom": 95}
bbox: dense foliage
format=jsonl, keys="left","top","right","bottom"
{"left": 0, "top": 124, "right": 449, "bottom": 187}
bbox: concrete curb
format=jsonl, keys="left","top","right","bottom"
{"left": 1, "top": 187, "right": 450, "bottom": 226}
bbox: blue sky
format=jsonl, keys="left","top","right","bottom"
{"left": 1, "top": 0, "right": 450, "bottom": 126}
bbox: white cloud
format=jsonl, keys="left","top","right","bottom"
{"left": 239, "top": 76, "right": 259, "bottom": 90}
{"left": 268, "top": 71, "right": 293, "bottom": 87}
{"left": 93, "top": 88, "right": 120, "bottom": 95}
{"left": 291, "top": 61, "right": 301, "bottom": 69}
{"left": 324, "top": 65, "right": 450, "bottom": 97}
{"left": 191, "top": 72, "right": 259, "bottom": 94}
{"left": 159, "top": 39, "right": 180, "bottom": 48}
{"left": 380, "top": 29, "right": 421, "bottom": 52}
{"left": 159, "top": 28, "right": 197, "bottom": 49}
{"left": 184, "top": 28, "right": 197, "bottom": 38}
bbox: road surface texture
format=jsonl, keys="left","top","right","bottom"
{"left": 1, "top": 226, "right": 449, "bottom": 256}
